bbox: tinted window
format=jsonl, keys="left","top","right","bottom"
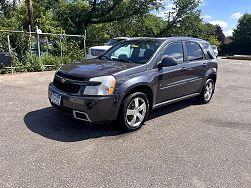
{"left": 186, "top": 42, "right": 204, "bottom": 61}
{"left": 162, "top": 42, "right": 184, "bottom": 64}
{"left": 202, "top": 43, "right": 216, "bottom": 59}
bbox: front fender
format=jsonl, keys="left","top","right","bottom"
{"left": 115, "top": 70, "right": 158, "bottom": 105}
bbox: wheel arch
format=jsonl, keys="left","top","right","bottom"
{"left": 207, "top": 73, "right": 217, "bottom": 84}
{"left": 121, "top": 84, "right": 154, "bottom": 111}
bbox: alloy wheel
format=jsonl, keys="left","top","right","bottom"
{"left": 204, "top": 81, "right": 214, "bottom": 101}
{"left": 126, "top": 97, "right": 147, "bottom": 127}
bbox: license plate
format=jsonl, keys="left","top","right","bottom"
{"left": 51, "top": 92, "right": 61, "bottom": 106}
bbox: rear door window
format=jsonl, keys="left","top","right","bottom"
{"left": 185, "top": 42, "right": 204, "bottom": 61}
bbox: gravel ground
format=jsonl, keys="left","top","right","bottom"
{"left": 0, "top": 58, "right": 250, "bottom": 188}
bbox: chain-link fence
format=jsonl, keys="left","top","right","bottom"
{"left": 0, "top": 26, "right": 87, "bottom": 73}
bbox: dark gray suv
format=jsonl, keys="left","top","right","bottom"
{"left": 48, "top": 37, "right": 217, "bottom": 131}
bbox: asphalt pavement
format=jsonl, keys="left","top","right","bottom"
{"left": 0, "top": 58, "right": 250, "bottom": 187}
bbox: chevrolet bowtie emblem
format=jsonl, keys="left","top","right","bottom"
{"left": 61, "top": 78, "right": 66, "bottom": 83}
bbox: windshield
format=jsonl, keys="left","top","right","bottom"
{"left": 101, "top": 40, "right": 164, "bottom": 64}
{"left": 106, "top": 39, "right": 125, "bottom": 46}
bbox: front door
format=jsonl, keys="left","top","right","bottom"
{"left": 156, "top": 42, "right": 190, "bottom": 104}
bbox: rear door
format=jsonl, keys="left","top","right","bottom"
{"left": 184, "top": 41, "right": 208, "bottom": 95}
{"left": 156, "top": 42, "right": 190, "bottom": 103}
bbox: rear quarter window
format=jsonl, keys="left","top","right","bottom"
{"left": 202, "top": 43, "right": 216, "bottom": 59}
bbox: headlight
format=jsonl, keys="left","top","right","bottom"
{"left": 84, "top": 76, "right": 116, "bottom": 96}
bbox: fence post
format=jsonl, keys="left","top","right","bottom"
{"left": 36, "top": 26, "right": 41, "bottom": 60}
{"left": 84, "top": 30, "right": 87, "bottom": 58}
{"left": 60, "top": 28, "right": 63, "bottom": 65}
{"left": 46, "top": 36, "right": 49, "bottom": 55}
{"left": 21, "top": 26, "right": 24, "bottom": 64}
{"left": 29, "top": 25, "right": 33, "bottom": 63}
{"left": 7, "top": 35, "right": 13, "bottom": 74}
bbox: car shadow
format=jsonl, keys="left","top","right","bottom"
{"left": 24, "top": 98, "right": 197, "bottom": 142}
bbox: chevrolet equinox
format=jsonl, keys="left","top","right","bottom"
{"left": 48, "top": 37, "right": 218, "bottom": 131}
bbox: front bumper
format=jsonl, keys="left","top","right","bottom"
{"left": 48, "top": 85, "right": 120, "bottom": 123}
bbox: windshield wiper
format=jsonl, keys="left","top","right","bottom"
{"left": 113, "top": 58, "right": 135, "bottom": 64}
{"left": 99, "top": 55, "right": 112, "bottom": 61}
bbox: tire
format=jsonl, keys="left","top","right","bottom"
{"left": 198, "top": 78, "right": 215, "bottom": 104}
{"left": 117, "top": 92, "right": 150, "bottom": 131}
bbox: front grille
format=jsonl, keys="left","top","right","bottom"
{"left": 56, "top": 71, "right": 87, "bottom": 81}
{"left": 91, "top": 49, "right": 105, "bottom": 56}
{"left": 53, "top": 77, "right": 81, "bottom": 94}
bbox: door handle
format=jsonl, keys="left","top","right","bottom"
{"left": 203, "top": 62, "right": 207, "bottom": 67}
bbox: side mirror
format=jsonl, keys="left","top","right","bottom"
{"left": 158, "top": 57, "right": 178, "bottom": 68}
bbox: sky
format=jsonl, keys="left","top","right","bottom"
{"left": 156, "top": 0, "right": 251, "bottom": 36}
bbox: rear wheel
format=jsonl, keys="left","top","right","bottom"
{"left": 198, "top": 78, "right": 215, "bottom": 104}
{"left": 118, "top": 92, "right": 149, "bottom": 131}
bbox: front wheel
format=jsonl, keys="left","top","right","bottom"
{"left": 117, "top": 92, "right": 150, "bottom": 131}
{"left": 198, "top": 78, "right": 215, "bottom": 104}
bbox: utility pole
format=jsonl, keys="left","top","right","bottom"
{"left": 27, "top": 0, "right": 34, "bottom": 31}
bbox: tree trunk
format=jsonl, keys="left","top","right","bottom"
{"left": 27, "top": 0, "right": 34, "bottom": 31}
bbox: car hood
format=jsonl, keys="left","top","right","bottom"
{"left": 58, "top": 59, "right": 140, "bottom": 79}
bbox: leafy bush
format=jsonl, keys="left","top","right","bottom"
{"left": 208, "top": 37, "right": 221, "bottom": 47}
{"left": 42, "top": 55, "right": 61, "bottom": 68}
{"left": 14, "top": 51, "right": 84, "bottom": 73}
{"left": 15, "top": 52, "right": 46, "bottom": 72}
{"left": 0, "top": 69, "right": 7, "bottom": 74}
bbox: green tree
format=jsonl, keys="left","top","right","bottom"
{"left": 232, "top": 13, "right": 251, "bottom": 54}
{"left": 86, "top": 14, "right": 166, "bottom": 46}
{"left": 55, "top": 0, "right": 160, "bottom": 34}
{"left": 159, "top": 10, "right": 216, "bottom": 40}
{"left": 208, "top": 37, "right": 221, "bottom": 47}
{"left": 158, "top": 0, "right": 202, "bottom": 36}
{"left": 109, "top": 14, "right": 166, "bottom": 37}
{"left": 0, "top": 0, "right": 17, "bottom": 16}
{"left": 215, "top": 25, "right": 225, "bottom": 43}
